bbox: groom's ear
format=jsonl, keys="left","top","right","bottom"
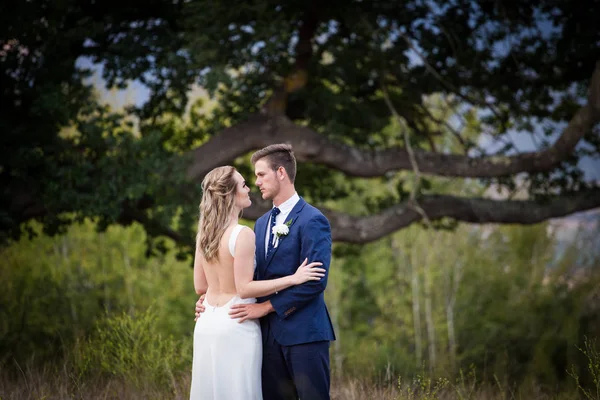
{"left": 277, "top": 166, "right": 287, "bottom": 181}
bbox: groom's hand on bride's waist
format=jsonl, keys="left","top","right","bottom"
{"left": 229, "top": 301, "right": 274, "bottom": 323}
{"left": 194, "top": 294, "right": 206, "bottom": 321}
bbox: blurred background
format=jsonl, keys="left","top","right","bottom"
{"left": 1, "top": 1, "right": 600, "bottom": 399}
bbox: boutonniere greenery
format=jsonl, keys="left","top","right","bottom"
{"left": 272, "top": 218, "right": 294, "bottom": 238}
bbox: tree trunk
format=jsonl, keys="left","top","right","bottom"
{"left": 122, "top": 246, "right": 135, "bottom": 316}
{"left": 445, "top": 263, "right": 460, "bottom": 372}
{"left": 99, "top": 233, "right": 110, "bottom": 313}
{"left": 329, "top": 277, "right": 343, "bottom": 379}
{"left": 390, "top": 234, "right": 408, "bottom": 375}
{"left": 409, "top": 238, "right": 423, "bottom": 369}
{"left": 444, "top": 231, "right": 463, "bottom": 372}
{"left": 424, "top": 252, "right": 436, "bottom": 372}
{"left": 60, "top": 237, "right": 79, "bottom": 329}
{"left": 446, "top": 302, "right": 457, "bottom": 370}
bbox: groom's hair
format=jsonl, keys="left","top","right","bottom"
{"left": 251, "top": 143, "right": 297, "bottom": 183}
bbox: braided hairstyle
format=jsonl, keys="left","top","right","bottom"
{"left": 197, "top": 166, "right": 237, "bottom": 262}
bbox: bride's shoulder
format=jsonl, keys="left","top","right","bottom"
{"left": 236, "top": 225, "right": 255, "bottom": 240}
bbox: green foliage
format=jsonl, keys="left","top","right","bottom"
{"left": 73, "top": 307, "right": 191, "bottom": 388}
{"left": 327, "top": 220, "right": 600, "bottom": 390}
{"left": 0, "top": 220, "right": 195, "bottom": 365}
{"left": 3, "top": 0, "right": 599, "bottom": 250}
{"left": 0, "top": 211, "right": 599, "bottom": 397}
{"left": 568, "top": 337, "right": 600, "bottom": 400}
{"left": 1, "top": 0, "right": 187, "bottom": 242}
{"left": 398, "top": 374, "right": 450, "bottom": 400}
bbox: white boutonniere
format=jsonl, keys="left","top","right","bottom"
{"left": 272, "top": 218, "right": 294, "bottom": 238}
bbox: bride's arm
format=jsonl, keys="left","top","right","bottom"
{"left": 193, "top": 240, "right": 208, "bottom": 295}
{"left": 234, "top": 227, "right": 323, "bottom": 299}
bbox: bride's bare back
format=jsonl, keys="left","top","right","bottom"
{"left": 200, "top": 224, "right": 249, "bottom": 308}
{"left": 194, "top": 223, "right": 325, "bottom": 310}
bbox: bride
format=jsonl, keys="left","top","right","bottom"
{"left": 189, "top": 166, "right": 325, "bottom": 400}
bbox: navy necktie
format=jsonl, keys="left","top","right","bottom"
{"left": 266, "top": 207, "right": 281, "bottom": 259}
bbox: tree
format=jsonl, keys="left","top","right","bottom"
{"left": 2, "top": 0, "right": 600, "bottom": 255}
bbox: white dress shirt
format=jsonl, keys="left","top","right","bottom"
{"left": 264, "top": 192, "right": 300, "bottom": 255}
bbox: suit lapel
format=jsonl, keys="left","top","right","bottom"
{"left": 264, "top": 198, "right": 307, "bottom": 270}
{"left": 255, "top": 215, "right": 267, "bottom": 264}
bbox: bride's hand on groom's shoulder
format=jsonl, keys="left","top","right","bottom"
{"left": 194, "top": 294, "right": 206, "bottom": 321}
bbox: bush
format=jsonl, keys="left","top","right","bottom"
{"left": 568, "top": 337, "right": 600, "bottom": 400}
{"left": 73, "top": 307, "right": 192, "bottom": 389}
{"left": 0, "top": 220, "right": 195, "bottom": 366}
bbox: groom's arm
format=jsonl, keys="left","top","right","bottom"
{"left": 269, "top": 213, "right": 332, "bottom": 319}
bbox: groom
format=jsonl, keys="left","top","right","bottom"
{"left": 195, "top": 143, "right": 336, "bottom": 400}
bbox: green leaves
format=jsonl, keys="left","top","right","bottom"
{"left": 2, "top": 0, "right": 599, "bottom": 250}
{"left": 327, "top": 219, "right": 600, "bottom": 383}
{"left": 0, "top": 220, "right": 195, "bottom": 364}
{"left": 76, "top": 308, "right": 191, "bottom": 387}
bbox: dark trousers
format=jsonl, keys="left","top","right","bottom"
{"left": 261, "top": 323, "right": 330, "bottom": 400}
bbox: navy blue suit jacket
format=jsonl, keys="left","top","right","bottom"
{"left": 254, "top": 197, "right": 336, "bottom": 346}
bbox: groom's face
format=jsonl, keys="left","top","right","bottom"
{"left": 254, "top": 159, "right": 280, "bottom": 201}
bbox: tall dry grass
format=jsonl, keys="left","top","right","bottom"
{"left": 2, "top": 337, "right": 597, "bottom": 400}
{"left": 0, "top": 366, "right": 583, "bottom": 400}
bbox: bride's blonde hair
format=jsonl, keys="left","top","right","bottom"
{"left": 197, "top": 166, "right": 238, "bottom": 262}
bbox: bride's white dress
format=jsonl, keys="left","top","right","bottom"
{"left": 189, "top": 225, "right": 263, "bottom": 400}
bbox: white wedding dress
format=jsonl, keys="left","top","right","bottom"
{"left": 189, "top": 225, "right": 263, "bottom": 400}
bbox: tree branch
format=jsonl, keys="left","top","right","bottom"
{"left": 381, "top": 80, "right": 434, "bottom": 226}
{"left": 186, "top": 114, "right": 274, "bottom": 181}
{"left": 260, "top": 4, "right": 320, "bottom": 116}
{"left": 233, "top": 190, "right": 600, "bottom": 244}
{"left": 325, "top": 189, "right": 600, "bottom": 243}
{"left": 186, "top": 61, "right": 600, "bottom": 181}
{"left": 327, "top": 190, "right": 600, "bottom": 243}
{"left": 9, "top": 177, "right": 598, "bottom": 249}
